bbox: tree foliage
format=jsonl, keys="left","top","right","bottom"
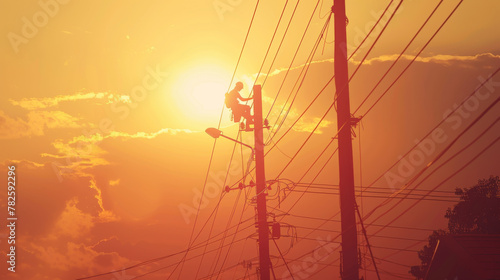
{"left": 409, "top": 176, "right": 500, "bottom": 279}
{"left": 446, "top": 176, "right": 500, "bottom": 234}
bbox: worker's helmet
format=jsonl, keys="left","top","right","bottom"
{"left": 235, "top": 82, "right": 244, "bottom": 90}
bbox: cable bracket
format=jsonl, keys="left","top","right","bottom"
{"left": 350, "top": 116, "right": 362, "bottom": 127}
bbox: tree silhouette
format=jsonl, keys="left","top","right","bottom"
{"left": 409, "top": 176, "right": 500, "bottom": 279}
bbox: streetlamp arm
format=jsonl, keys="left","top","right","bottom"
{"left": 220, "top": 134, "right": 255, "bottom": 156}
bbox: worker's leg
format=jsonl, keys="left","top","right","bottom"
{"left": 243, "top": 105, "right": 253, "bottom": 123}
{"left": 232, "top": 108, "right": 242, "bottom": 122}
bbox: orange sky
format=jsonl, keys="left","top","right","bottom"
{"left": 1, "top": 0, "right": 499, "bottom": 279}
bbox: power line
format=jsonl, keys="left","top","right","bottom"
{"left": 359, "top": 0, "right": 463, "bottom": 119}
{"left": 212, "top": 189, "right": 252, "bottom": 279}
{"left": 204, "top": 127, "right": 258, "bottom": 278}
{"left": 224, "top": 0, "right": 261, "bottom": 98}
{"left": 360, "top": 133, "right": 500, "bottom": 272}
{"left": 378, "top": 239, "right": 425, "bottom": 264}
{"left": 353, "top": 0, "right": 444, "bottom": 115}
{"left": 366, "top": 118, "right": 500, "bottom": 237}
{"left": 292, "top": 184, "right": 458, "bottom": 198}
{"left": 262, "top": 0, "right": 464, "bottom": 227}
{"left": 364, "top": 96, "right": 499, "bottom": 225}
{"left": 278, "top": 1, "right": 476, "bottom": 258}
{"left": 373, "top": 267, "right": 414, "bottom": 280}
{"left": 250, "top": 0, "right": 290, "bottom": 89}
{"left": 207, "top": 189, "right": 243, "bottom": 277}
{"left": 176, "top": 0, "right": 275, "bottom": 276}
{"left": 194, "top": 152, "right": 238, "bottom": 278}
{"left": 290, "top": 184, "right": 459, "bottom": 198}
{"left": 284, "top": 213, "right": 436, "bottom": 232}
{"left": 178, "top": 0, "right": 263, "bottom": 278}
{"left": 273, "top": 238, "right": 296, "bottom": 280}
{"left": 263, "top": 0, "right": 399, "bottom": 153}
{"left": 270, "top": 68, "right": 492, "bottom": 278}
{"left": 169, "top": 0, "right": 472, "bottom": 278}
{"left": 270, "top": 137, "right": 465, "bottom": 279}
{"left": 286, "top": 189, "right": 459, "bottom": 203}
{"left": 262, "top": 1, "right": 316, "bottom": 119}
{"left": 208, "top": 0, "right": 456, "bottom": 223}
{"left": 206, "top": 1, "right": 299, "bottom": 267}
{"left": 358, "top": 65, "right": 499, "bottom": 200}
{"left": 293, "top": 182, "right": 457, "bottom": 194}
{"left": 79, "top": 1, "right": 478, "bottom": 279}
{"left": 337, "top": 1, "right": 469, "bottom": 229}
{"left": 207, "top": 8, "right": 334, "bottom": 278}
{"left": 132, "top": 235, "right": 252, "bottom": 280}
{"left": 294, "top": 256, "right": 341, "bottom": 279}
{"left": 229, "top": 214, "right": 344, "bottom": 280}
{"left": 356, "top": 203, "right": 381, "bottom": 280}
{"left": 374, "top": 256, "right": 413, "bottom": 268}
{"left": 279, "top": 144, "right": 339, "bottom": 216}
{"left": 230, "top": 236, "right": 250, "bottom": 279}
{"left": 366, "top": 245, "right": 419, "bottom": 253}
{"left": 266, "top": 0, "right": 404, "bottom": 188}
{"left": 265, "top": 0, "right": 326, "bottom": 140}
{"left": 198, "top": 256, "right": 260, "bottom": 280}
{"left": 272, "top": 0, "right": 463, "bottom": 226}
{"left": 347, "top": 0, "right": 404, "bottom": 84}
{"left": 180, "top": 13, "right": 342, "bottom": 278}
{"left": 357, "top": 113, "right": 499, "bottom": 277}
{"left": 203, "top": 0, "right": 296, "bottom": 273}
{"left": 294, "top": 228, "right": 426, "bottom": 243}
{"left": 267, "top": 13, "right": 332, "bottom": 141}
{"left": 264, "top": 0, "right": 400, "bottom": 148}
{"left": 207, "top": 3, "right": 326, "bottom": 277}
{"left": 210, "top": 141, "right": 254, "bottom": 278}
{"left": 76, "top": 219, "right": 254, "bottom": 279}
{"left": 261, "top": 0, "right": 301, "bottom": 91}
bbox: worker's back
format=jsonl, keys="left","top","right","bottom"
{"left": 225, "top": 89, "right": 239, "bottom": 109}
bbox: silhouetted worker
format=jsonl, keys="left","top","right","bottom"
{"left": 225, "top": 82, "right": 254, "bottom": 124}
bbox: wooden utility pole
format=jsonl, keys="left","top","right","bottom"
{"left": 333, "top": 1, "right": 359, "bottom": 279}
{"left": 253, "top": 85, "right": 271, "bottom": 280}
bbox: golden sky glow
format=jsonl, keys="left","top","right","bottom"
{"left": 1, "top": 0, "right": 499, "bottom": 279}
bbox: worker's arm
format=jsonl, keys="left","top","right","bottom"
{"left": 238, "top": 93, "right": 253, "bottom": 102}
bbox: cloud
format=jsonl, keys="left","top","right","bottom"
{"left": 89, "top": 178, "right": 117, "bottom": 222}
{"left": 50, "top": 189, "right": 116, "bottom": 240}
{"left": 294, "top": 117, "right": 333, "bottom": 134}
{"left": 51, "top": 127, "right": 197, "bottom": 161}
{"left": 7, "top": 159, "right": 44, "bottom": 168}
{"left": 29, "top": 241, "right": 129, "bottom": 272}
{"left": 0, "top": 161, "right": 126, "bottom": 278}
{"left": 257, "top": 53, "right": 500, "bottom": 77}
{"left": 40, "top": 127, "right": 198, "bottom": 180}
{"left": 109, "top": 179, "right": 120, "bottom": 186}
{"left": 358, "top": 52, "right": 500, "bottom": 66}
{"left": 51, "top": 198, "right": 94, "bottom": 239}
{"left": 266, "top": 102, "right": 332, "bottom": 135}
{"left": 10, "top": 92, "right": 132, "bottom": 110}
{"left": 0, "top": 161, "right": 110, "bottom": 241}
{"left": 0, "top": 110, "right": 81, "bottom": 139}
{"left": 67, "top": 127, "right": 198, "bottom": 145}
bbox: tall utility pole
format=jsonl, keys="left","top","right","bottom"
{"left": 333, "top": 1, "right": 359, "bottom": 280}
{"left": 253, "top": 85, "right": 271, "bottom": 280}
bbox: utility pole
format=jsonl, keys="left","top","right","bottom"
{"left": 253, "top": 85, "right": 271, "bottom": 280}
{"left": 333, "top": 1, "right": 359, "bottom": 279}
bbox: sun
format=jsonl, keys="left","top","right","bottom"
{"left": 171, "top": 65, "right": 234, "bottom": 127}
